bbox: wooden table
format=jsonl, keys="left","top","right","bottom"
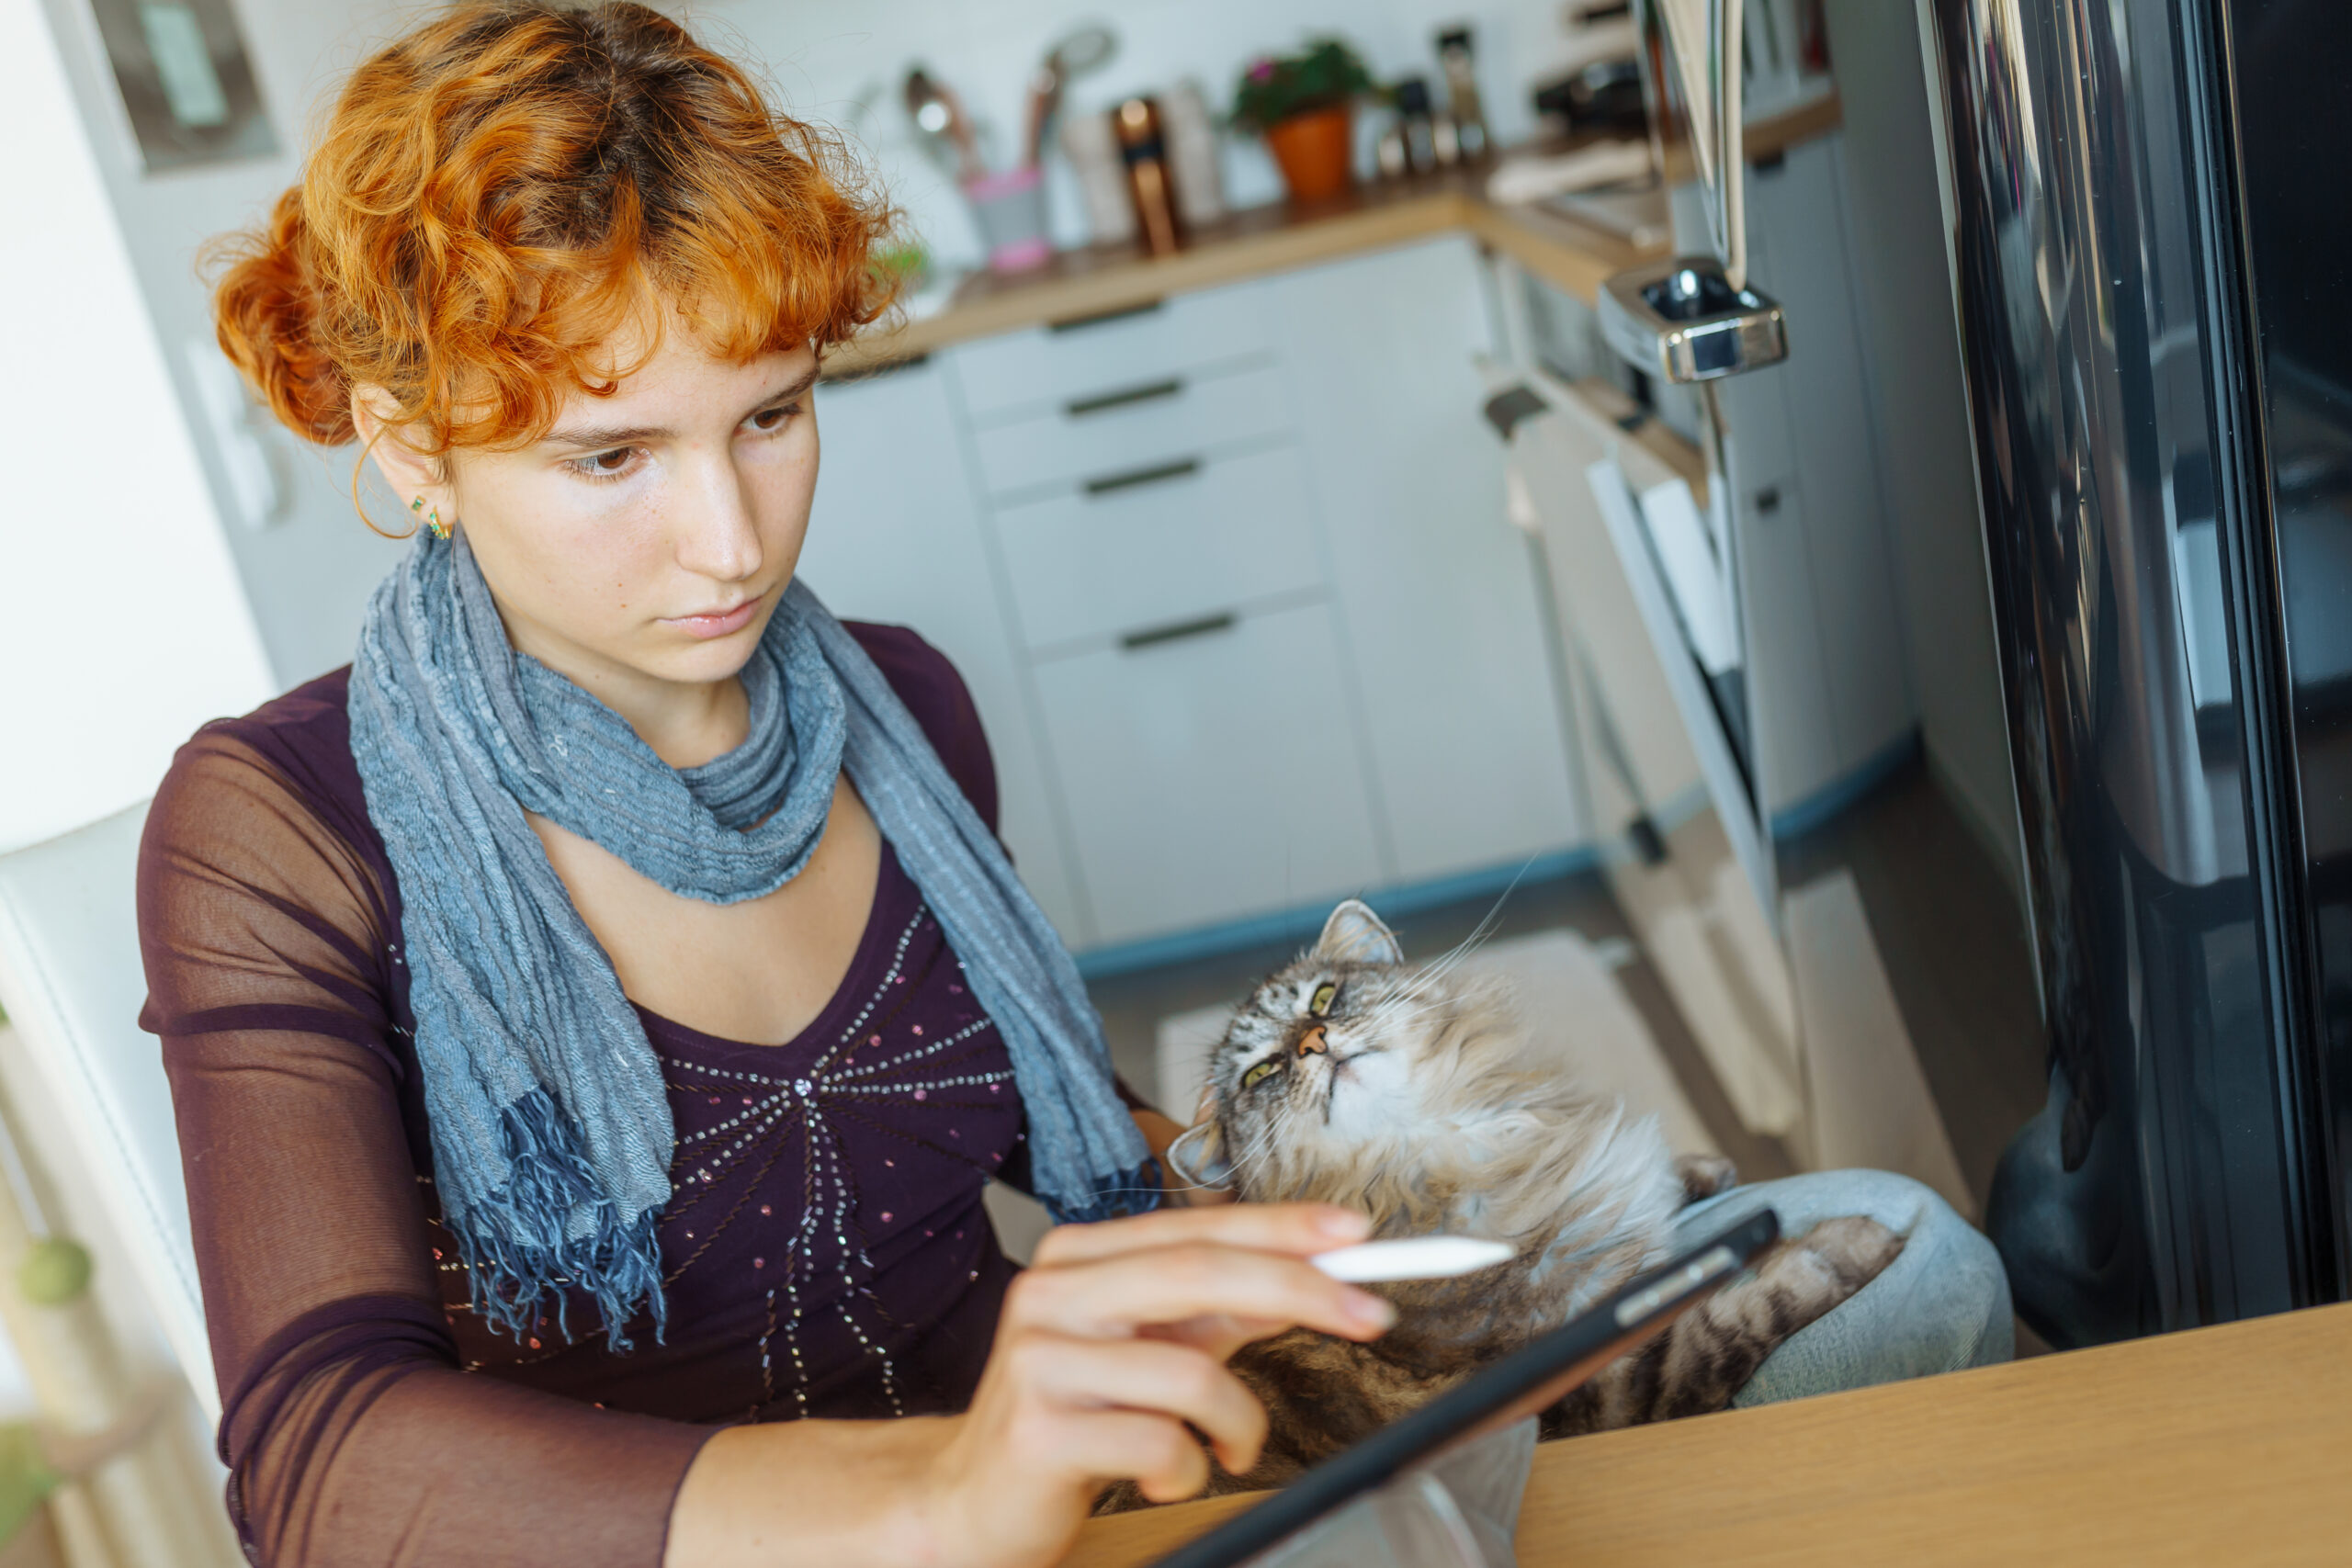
{"left": 1063, "top": 1300, "right": 2352, "bottom": 1566}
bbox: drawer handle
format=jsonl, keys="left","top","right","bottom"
{"left": 1049, "top": 299, "right": 1165, "bottom": 333}
{"left": 1120, "top": 611, "right": 1238, "bottom": 651}
{"left": 1084, "top": 457, "right": 1203, "bottom": 497}
{"left": 1066, "top": 378, "right": 1184, "bottom": 418}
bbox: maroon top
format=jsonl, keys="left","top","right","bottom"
{"left": 138, "top": 625, "right": 1046, "bottom": 1567}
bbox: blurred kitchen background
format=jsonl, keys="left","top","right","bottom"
{"left": 8, "top": 0, "right": 2352, "bottom": 1560}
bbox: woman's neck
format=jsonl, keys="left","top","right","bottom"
{"left": 498, "top": 605, "right": 752, "bottom": 771}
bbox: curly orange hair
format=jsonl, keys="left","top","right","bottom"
{"left": 210, "top": 1, "right": 892, "bottom": 459}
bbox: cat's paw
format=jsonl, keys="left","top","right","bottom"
{"left": 1675, "top": 1153, "right": 1739, "bottom": 1202}
{"left": 1792, "top": 1214, "right": 1905, "bottom": 1295}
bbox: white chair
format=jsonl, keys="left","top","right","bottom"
{"left": 0, "top": 801, "right": 217, "bottom": 1421}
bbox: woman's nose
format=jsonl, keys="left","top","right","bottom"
{"left": 673, "top": 452, "right": 763, "bottom": 582}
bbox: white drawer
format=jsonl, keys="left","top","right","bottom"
{"left": 996, "top": 442, "right": 1325, "bottom": 652}
{"left": 1033, "top": 600, "right": 1385, "bottom": 945}
{"left": 971, "top": 358, "right": 1294, "bottom": 499}
{"left": 954, "top": 280, "right": 1275, "bottom": 419}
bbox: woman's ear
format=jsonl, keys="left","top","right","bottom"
{"left": 350, "top": 386, "right": 450, "bottom": 526}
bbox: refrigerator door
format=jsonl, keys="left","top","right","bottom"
{"left": 1922, "top": 0, "right": 2342, "bottom": 1343}
{"left": 2222, "top": 0, "right": 2352, "bottom": 1307}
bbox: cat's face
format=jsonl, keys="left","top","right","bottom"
{"left": 1193, "top": 900, "right": 1475, "bottom": 1202}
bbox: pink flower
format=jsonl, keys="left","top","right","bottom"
{"left": 1249, "top": 59, "right": 1275, "bottom": 82}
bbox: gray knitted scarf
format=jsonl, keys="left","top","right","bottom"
{"left": 347, "top": 531, "right": 1154, "bottom": 1347}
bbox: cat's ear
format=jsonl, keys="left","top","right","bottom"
{"left": 1166, "top": 1118, "right": 1235, "bottom": 1192}
{"left": 1315, "top": 899, "right": 1403, "bottom": 965}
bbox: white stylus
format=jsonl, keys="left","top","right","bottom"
{"left": 1310, "top": 1235, "right": 1516, "bottom": 1283}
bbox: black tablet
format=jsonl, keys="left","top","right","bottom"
{"left": 1151, "top": 1205, "right": 1782, "bottom": 1568}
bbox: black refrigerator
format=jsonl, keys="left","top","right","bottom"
{"left": 1924, "top": 0, "right": 2352, "bottom": 1344}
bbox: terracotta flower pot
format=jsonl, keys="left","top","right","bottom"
{"left": 1263, "top": 103, "right": 1355, "bottom": 204}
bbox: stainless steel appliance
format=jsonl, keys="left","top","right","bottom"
{"left": 1924, "top": 0, "right": 2352, "bottom": 1343}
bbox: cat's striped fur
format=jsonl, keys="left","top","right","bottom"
{"left": 1142, "top": 899, "right": 1902, "bottom": 1500}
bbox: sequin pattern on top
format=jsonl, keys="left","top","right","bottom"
{"left": 664, "top": 903, "right": 1014, "bottom": 1416}
{"left": 429, "top": 869, "right": 1029, "bottom": 1425}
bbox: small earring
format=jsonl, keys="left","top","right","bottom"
{"left": 427, "top": 508, "right": 451, "bottom": 540}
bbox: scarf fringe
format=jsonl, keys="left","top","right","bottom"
{"left": 1049, "top": 1161, "right": 1164, "bottom": 1225}
{"left": 449, "top": 1089, "right": 668, "bottom": 1351}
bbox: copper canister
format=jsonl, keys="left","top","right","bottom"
{"left": 1113, "top": 96, "right": 1182, "bottom": 256}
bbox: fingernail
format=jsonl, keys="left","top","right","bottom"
{"left": 1347, "top": 1290, "right": 1396, "bottom": 1330}
{"left": 1317, "top": 1208, "right": 1372, "bottom": 1240}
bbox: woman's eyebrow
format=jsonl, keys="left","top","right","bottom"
{"left": 541, "top": 368, "right": 820, "bottom": 450}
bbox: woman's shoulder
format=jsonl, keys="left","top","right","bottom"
{"left": 139, "top": 667, "right": 401, "bottom": 1045}
{"left": 843, "top": 621, "right": 1000, "bottom": 835}
{"left": 149, "top": 666, "right": 379, "bottom": 862}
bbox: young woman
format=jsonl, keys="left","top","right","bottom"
{"left": 140, "top": 6, "right": 1390, "bottom": 1564}
{"left": 139, "top": 5, "right": 2008, "bottom": 1566}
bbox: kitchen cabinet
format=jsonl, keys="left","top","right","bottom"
{"left": 1703, "top": 138, "right": 1917, "bottom": 821}
{"left": 1031, "top": 600, "right": 1383, "bottom": 945}
{"left": 798, "top": 357, "right": 1085, "bottom": 938}
{"left": 809, "top": 237, "right": 1583, "bottom": 953}
{"left": 1271, "top": 239, "right": 1584, "bottom": 883}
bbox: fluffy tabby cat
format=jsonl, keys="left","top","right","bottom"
{"left": 1139, "top": 899, "right": 1904, "bottom": 1500}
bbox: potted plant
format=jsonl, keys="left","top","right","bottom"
{"left": 1231, "top": 38, "right": 1374, "bottom": 204}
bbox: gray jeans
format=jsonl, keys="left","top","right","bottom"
{"left": 1675, "top": 1168, "right": 2015, "bottom": 1405}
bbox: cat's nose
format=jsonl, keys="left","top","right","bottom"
{"left": 1296, "top": 1025, "right": 1329, "bottom": 1057}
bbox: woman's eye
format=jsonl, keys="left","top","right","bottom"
{"left": 1310, "top": 983, "right": 1338, "bottom": 1017}
{"left": 747, "top": 401, "right": 800, "bottom": 433}
{"left": 1240, "top": 1059, "right": 1281, "bottom": 1090}
{"left": 568, "top": 446, "right": 639, "bottom": 481}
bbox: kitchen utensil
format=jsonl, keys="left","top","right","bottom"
{"left": 1022, "top": 21, "right": 1121, "bottom": 167}
{"left": 1311, "top": 1236, "right": 1518, "bottom": 1282}
{"left": 903, "top": 65, "right": 981, "bottom": 181}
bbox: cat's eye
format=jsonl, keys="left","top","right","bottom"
{"left": 1309, "top": 983, "right": 1338, "bottom": 1017}
{"left": 1240, "top": 1058, "right": 1282, "bottom": 1090}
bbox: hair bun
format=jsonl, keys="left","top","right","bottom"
{"left": 209, "top": 186, "right": 355, "bottom": 446}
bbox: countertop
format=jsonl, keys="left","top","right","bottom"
{"left": 1060, "top": 1298, "right": 2352, "bottom": 1567}
{"left": 826, "top": 95, "right": 1843, "bottom": 378}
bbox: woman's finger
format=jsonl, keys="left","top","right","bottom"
{"left": 1009, "top": 1242, "right": 1396, "bottom": 1342}
{"left": 1047, "top": 1409, "right": 1212, "bottom": 1505}
{"left": 1140, "top": 1312, "right": 1295, "bottom": 1359}
{"left": 1020, "top": 1332, "right": 1268, "bottom": 1475}
{"left": 1031, "top": 1201, "right": 1367, "bottom": 1268}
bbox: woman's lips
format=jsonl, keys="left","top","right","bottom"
{"left": 662, "top": 596, "right": 763, "bottom": 640}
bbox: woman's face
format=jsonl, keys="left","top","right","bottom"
{"left": 381, "top": 317, "right": 823, "bottom": 707}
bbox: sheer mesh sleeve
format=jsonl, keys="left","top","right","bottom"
{"left": 138, "top": 728, "right": 710, "bottom": 1567}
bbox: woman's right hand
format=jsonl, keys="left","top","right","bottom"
{"left": 916, "top": 1202, "right": 1394, "bottom": 1568}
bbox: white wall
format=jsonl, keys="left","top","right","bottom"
{"left": 31, "top": 0, "right": 417, "bottom": 690}
{"left": 29, "top": 0, "right": 1589, "bottom": 691}
{"left": 0, "top": 0, "right": 274, "bottom": 853}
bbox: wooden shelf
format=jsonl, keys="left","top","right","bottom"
{"left": 824, "top": 96, "right": 1843, "bottom": 378}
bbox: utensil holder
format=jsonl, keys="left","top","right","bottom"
{"left": 965, "top": 167, "right": 1052, "bottom": 272}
